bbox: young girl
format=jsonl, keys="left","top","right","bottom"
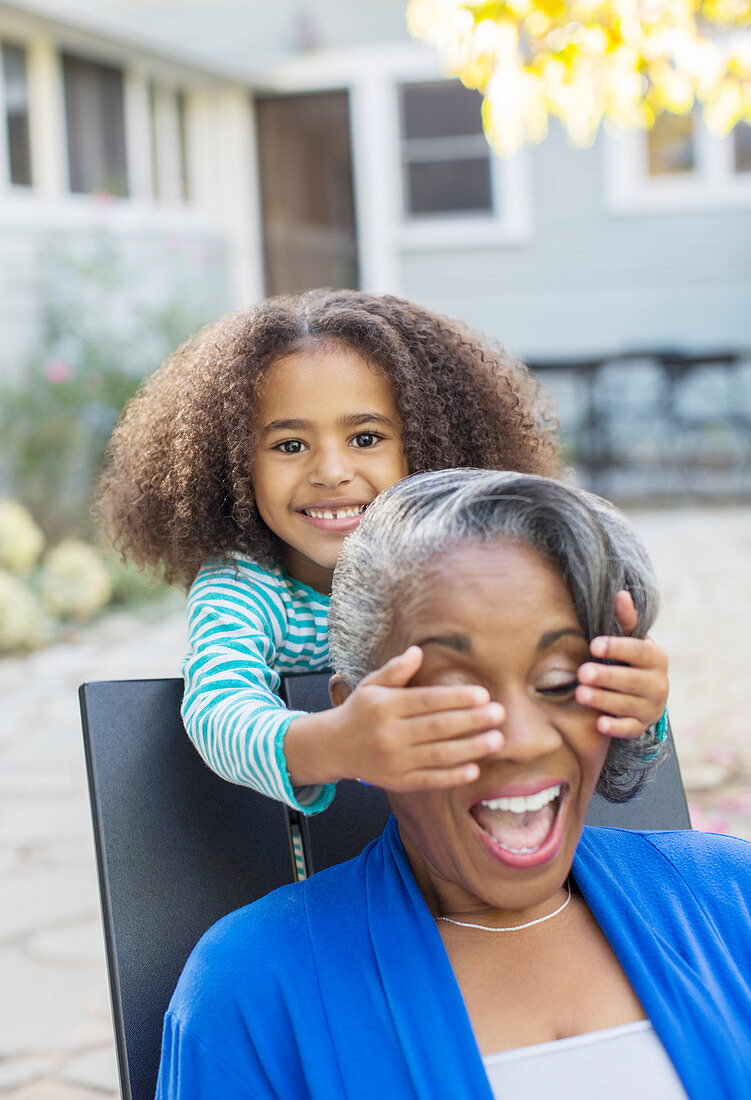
{"left": 98, "top": 289, "right": 668, "bottom": 814}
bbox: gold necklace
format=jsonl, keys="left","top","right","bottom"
{"left": 436, "top": 882, "right": 571, "bottom": 933}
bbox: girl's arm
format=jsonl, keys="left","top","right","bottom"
{"left": 182, "top": 565, "right": 334, "bottom": 814}
{"left": 184, "top": 565, "right": 511, "bottom": 802}
{"left": 284, "top": 647, "right": 505, "bottom": 791}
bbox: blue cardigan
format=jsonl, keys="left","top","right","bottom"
{"left": 157, "top": 819, "right": 751, "bottom": 1099}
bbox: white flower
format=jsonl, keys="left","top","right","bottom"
{"left": 39, "top": 540, "right": 112, "bottom": 622}
{"left": 0, "top": 570, "right": 53, "bottom": 653}
{"left": 0, "top": 500, "right": 45, "bottom": 576}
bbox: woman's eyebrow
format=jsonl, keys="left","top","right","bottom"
{"left": 414, "top": 634, "right": 472, "bottom": 654}
{"left": 537, "top": 628, "right": 586, "bottom": 652}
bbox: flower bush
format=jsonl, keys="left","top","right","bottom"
{"left": 39, "top": 539, "right": 112, "bottom": 622}
{"left": 0, "top": 224, "right": 225, "bottom": 652}
{"left": 0, "top": 500, "right": 44, "bottom": 576}
{"left": 0, "top": 569, "right": 52, "bottom": 654}
{"left": 0, "top": 500, "right": 128, "bottom": 655}
{"left": 0, "top": 352, "right": 140, "bottom": 544}
{"left": 0, "top": 226, "right": 224, "bottom": 544}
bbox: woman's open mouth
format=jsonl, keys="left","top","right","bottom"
{"left": 470, "top": 783, "right": 568, "bottom": 868}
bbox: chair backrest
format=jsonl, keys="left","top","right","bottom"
{"left": 79, "top": 678, "right": 293, "bottom": 1100}
{"left": 80, "top": 673, "right": 690, "bottom": 1100}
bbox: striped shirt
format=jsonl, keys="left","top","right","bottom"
{"left": 181, "top": 556, "right": 335, "bottom": 814}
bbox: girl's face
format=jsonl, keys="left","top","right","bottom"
{"left": 252, "top": 344, "right": 409, "bottom": 594}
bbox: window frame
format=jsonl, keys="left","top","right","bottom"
{"left": 0, "top": 26, "right": 201, "bottom": 212}
{"left": 395, "top": 75, "right": 531, "bottom": 250}
{"left": 147, "top": 78, "right": 192, "bottom": 205}
{"left": 61, "top": 49, "right": 130, "bottom": 198}
{"left": 0, "top": 39, "right": 33, "bottom": 189}
{"left": 604, "top": 115, "right": 751, "bottom": 214}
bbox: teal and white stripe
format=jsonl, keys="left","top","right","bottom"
{"left": 182, "top": 557, "right": 334, "bottom": 814}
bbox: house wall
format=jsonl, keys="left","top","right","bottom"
{"left": 3, "top": 2, "right": 750, "bottom": 374}
{"left": 0, "top": 4, "right": 263, "bottom": 382}
{"left": 2, "top": 2, "right": 748, "bottom": 498}
{"left": 399, "top": 124, "right": 751, "bottom": 362}
{"left": 258, "top": 39, "right": 751, "bottom": 364}
{"left": 253, "top": 36, "right": 751, "bottom": 498}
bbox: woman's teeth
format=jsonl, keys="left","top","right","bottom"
{"left": 303, "top": 505, "right": 366, "bottom": 520}
{"left": 480, "top": 785, "right": 561, "bottom": 814}
{"left": 472, "top": 785, "right": 563, "bottom": 855}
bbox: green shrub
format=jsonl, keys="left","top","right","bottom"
{"left": 0, "top": 227, "right": 224, "bottom": 544}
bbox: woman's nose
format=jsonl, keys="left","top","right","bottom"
{"left": 308, "top": 446, "right": 354, "bottom": 488}
{"left": 497, "top": 694, "right": 562, "bottom": 762}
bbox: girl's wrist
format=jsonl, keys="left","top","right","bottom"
{"left": 284, "top": 709, "right": 347, "bottom": 788}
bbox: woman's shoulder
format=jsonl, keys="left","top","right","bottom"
{"left": 638, "top": 826, "right": 751, "bottom": 885}
{"left": 194, "top": 882, "right": 309, "bottom": 959}
{"left": 579, "top": 825, "right": 751, "bottom": 904}
{"left": 179, "top": 852, "right": 369, "bottom": 980}
{"left": 582, "top": 824, "right": 750, "bottom": 863}
{"left": 169, "top": 885, "right": 312, "bottom": 1022}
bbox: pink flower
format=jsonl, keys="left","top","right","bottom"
{"left": 43, "top": 358, "right": 73, "bottom": 384}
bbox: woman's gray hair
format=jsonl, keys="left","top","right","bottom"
{"left": 329, "top": 468, "right": 664, "bottom": 802}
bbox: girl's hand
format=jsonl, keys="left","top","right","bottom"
{"left": 575, "top": 590, "right": 669, "bottom": 739}
{"left": 326, "top": 646, "right": 505, "bottom": 791}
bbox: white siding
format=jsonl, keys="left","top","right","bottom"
{"left": 399, "top": 124, "right": 751, "bottom": 360}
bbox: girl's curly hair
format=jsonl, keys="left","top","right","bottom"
{"left": 97, "top": 288, "right": 561, "bottom": 587}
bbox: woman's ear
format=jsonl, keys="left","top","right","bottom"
{"left": 329, "top": 674, "right": 353, "bottom": 708}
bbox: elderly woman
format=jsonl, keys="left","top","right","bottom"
{"left": 156, "top": 470, "right": 751, "bottom": 1100}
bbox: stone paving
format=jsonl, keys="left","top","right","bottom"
{"left": 1, "top": 506, "right": 750, "bottom": 1098}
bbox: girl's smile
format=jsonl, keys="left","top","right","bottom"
{"left": 297, "top": 499, "right": 368, "bottom": 533}
{"left": 251, "top": 344, "right": 409, "bottom": 593}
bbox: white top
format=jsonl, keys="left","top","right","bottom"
{"left": 483, "top": 1020, "right": 687, "bottom": 1099}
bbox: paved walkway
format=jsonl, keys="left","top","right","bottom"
{"left": 0, "top": 603, "right": 187, "bottom": 1098}
{"left": 1, "top": 506, "right": 750, "bottom": 1098}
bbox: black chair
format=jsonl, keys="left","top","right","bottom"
{"left": 80, "top": 674, "right": 690, "bottom": 1100}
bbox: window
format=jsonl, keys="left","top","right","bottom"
{"left": 606, "top": 110, "right": 751, "bottom": 211}
{"left": 62, "top": 53, "right": 128, "bottom": 196}
{"left": 647, "top": 112, "right": 696, "bottom": 176}
{"left": 2, "top": 42, "right": 32, "bottom": 186}
{"left": 394, "top": 77, "right": 530, "bottom": 247}
{"left": 734, "top": 121, "right": 751, "bottom": 174}
{"left": 399, "top": 80, "right": 492, "bottom": 219}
